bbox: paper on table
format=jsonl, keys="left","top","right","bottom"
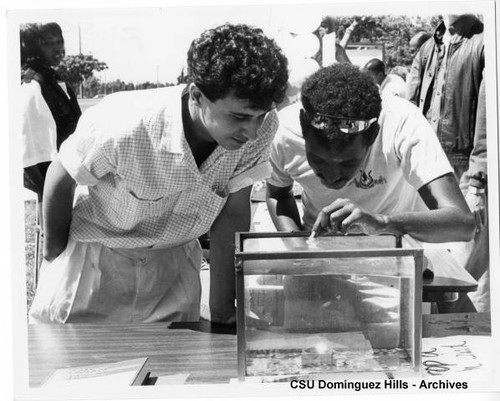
{"left": 154, "top": 373, "right": 190, "bottom": 385}
{"left": 421, "top": 335, "right": 493, "bottom": 378}
{"left": 43, "top": 357, "right": 149, "bottom": 388}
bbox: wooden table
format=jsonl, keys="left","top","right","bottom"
{"left": 422, "top": 312, "right": 491, "bottom": 337}
{"left": 28, "top": 321, "right": 237, "bottom": 387}
{"left": 28, "top": 313, "right": 490, "bottom": 387}
{"left": 421, "top": 248, "right": 477, "bottom": 302}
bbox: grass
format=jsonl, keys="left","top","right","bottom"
{"left": 24, "top": 199, "right": 40, "bottom": 314}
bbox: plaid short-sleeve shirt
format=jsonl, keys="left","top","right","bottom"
{"left": 59, "top": 85, "right": 278, "bottom": 248}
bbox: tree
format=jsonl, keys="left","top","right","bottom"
{"left": 83, "top": 75, "right": 100, "bottom": 98}
{"left": 56, "top": 54, "right": 108, "bottom": 97}
{"left": 330, "top": 15, "right": 442, "bottom": 69}
{"left": 136, "top": 81, "right": 155, "bottom": 90}
{"left": 176, "top": 67, "right": 188, "bottom": 85}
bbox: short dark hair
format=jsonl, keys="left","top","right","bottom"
{"left": 301, "top": 63, "right": 381, "bottom": 119}
{"left": 409, "top": 31, "right": 431, "bottom": 50}
{"left": 20, "top": 22, "right": 63, "bottom": 66}
{"left": 187, "top": 23, "right": 289, "bottom": 110}
{"left": 319, "top": 16, "right": 335, "bottom": 33}
{"left": 300, "top": 63, "right": 381, "bottom": 147}
{"left": 363, "top": 58, "right": 386, "bottom": 75}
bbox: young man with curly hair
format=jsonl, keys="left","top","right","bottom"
{"left": 30, "top": 23, "right": 288, "bottom": 324}
{"left": 266, "top": 63, "right": 474, "bottom": 243}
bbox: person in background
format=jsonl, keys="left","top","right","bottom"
{"left": 20, "top": 22, "right": 81, "bottom": 202}
{"left": 29, "top": 23, "right": 289, "bottom": 324}
{"left": 363, "top": 58, "right": 406, "bottom": 98}
{"left": 409, "top": 31, "right": 431, "bottom": 54}
{"left": 406, "top": 14, "right": 488, "bottom": 312}
{"left": 338, "top": 18, "right": 362, "bottom": 48}
{"left": 406, "top": 14, "right": 485, "bottom": 190}
{"left": 313, "top": 16, "right": 354, "bottom": 66}
{"left": 388, "top": 65, "right": 410, "bottom": 82}
{"left": 266, "top": 63, "right": 474, "bottom": 244}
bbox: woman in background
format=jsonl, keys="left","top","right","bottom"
{"left": 21, "top": 22, "right": 81, "bottom": 201}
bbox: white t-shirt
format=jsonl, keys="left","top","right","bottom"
{"left": 268, "top": 96, "right": 453, "bottom": 230}
{"left": 21, "top": 81, "right": 58, "bottom": 167}
{"left": 380, "top": 74, "right": 407, "bottom": 98}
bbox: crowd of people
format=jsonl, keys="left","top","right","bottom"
{"left": 21, "top": 13, "right": 489, "bottom": 325}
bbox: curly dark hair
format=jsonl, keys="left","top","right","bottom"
{"left": 20, "top": 22, "right": 63, "bottom": 66}
{"left": 301, "top": 63, "right": 381, "bottom": 119}
{"left": 300, "top": 63, "right": 381, "bottom": 146}
{"left": 187, "top": 23, "right": 289, "bottom": 110}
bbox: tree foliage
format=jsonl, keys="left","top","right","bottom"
{"left": 54, "top": 53, "right": 177, "bottom": 97}
{"left": 56, "top": 53, "right": 108, "bottom": 95}
{"left": 333, "top": 15, "right": 441, "bottom": 69}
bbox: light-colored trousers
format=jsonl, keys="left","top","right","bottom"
{"left": 29, "top": 238, "right": 202, "bottom": 323}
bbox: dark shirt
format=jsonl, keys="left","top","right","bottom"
{"left": 22, "top": 60, "right": 82, "bottom": 198}
{"left": 22, "top": 60, "right": 81, "bottom": 149}
{"left": 406, "top": 16, "right": 486, "bottom": 188}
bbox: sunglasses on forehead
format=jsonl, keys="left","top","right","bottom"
{"left": 304, "top": 110, "right": 378, "bottom": 134}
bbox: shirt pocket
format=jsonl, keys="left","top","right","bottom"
{"left": 112, "top": 189, "right": 175, "bottom": 230}
{"left": 128, "top": 190, "right": 168, "bottom": 215}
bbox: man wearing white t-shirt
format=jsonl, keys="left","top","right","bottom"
{"left": 266, "top": 63, "right": 474, "bottom": 243}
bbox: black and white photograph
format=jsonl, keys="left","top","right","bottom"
{"left": 2, "top": 0, "right": 499, "bottom": 400}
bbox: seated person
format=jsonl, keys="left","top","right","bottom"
{"left": 265, "top": 64, "right": 475, "bottom": 333}
{"left": 29, "top": 23, "right": 289, "bottom": 324}
{"left": 266, "top": 63, "right": 474, "bottom": 243}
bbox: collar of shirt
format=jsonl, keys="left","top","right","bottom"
{"left": 160, "top": 85, "right": 186, "bottom": 155}
{"left": 170, "top": 86, "right": 230, "bottom": 174}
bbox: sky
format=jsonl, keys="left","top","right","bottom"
{"left": 10, "top": 5, "right": 327, "bottom": 84}
{"left": 4, "top": 1, "right": 482, "bottom": 84}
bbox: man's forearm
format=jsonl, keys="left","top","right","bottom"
{"left": 265, "top": 185, "right": 302, "bottom": 231}
{"left": 339, "top": 20, "right": 357, "bottom": 48}
{"left": 209, "top": 186, "right": 252, "bottom": 324}
{"left": 43, "top": 158, "right": 76, "bottom": 261}
{"left": 385, "top": 207, "right": 475, "bottom": 243}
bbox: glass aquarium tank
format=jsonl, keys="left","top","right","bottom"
{"left": 235, "top": 232, "right": 423, "bottom": 381}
